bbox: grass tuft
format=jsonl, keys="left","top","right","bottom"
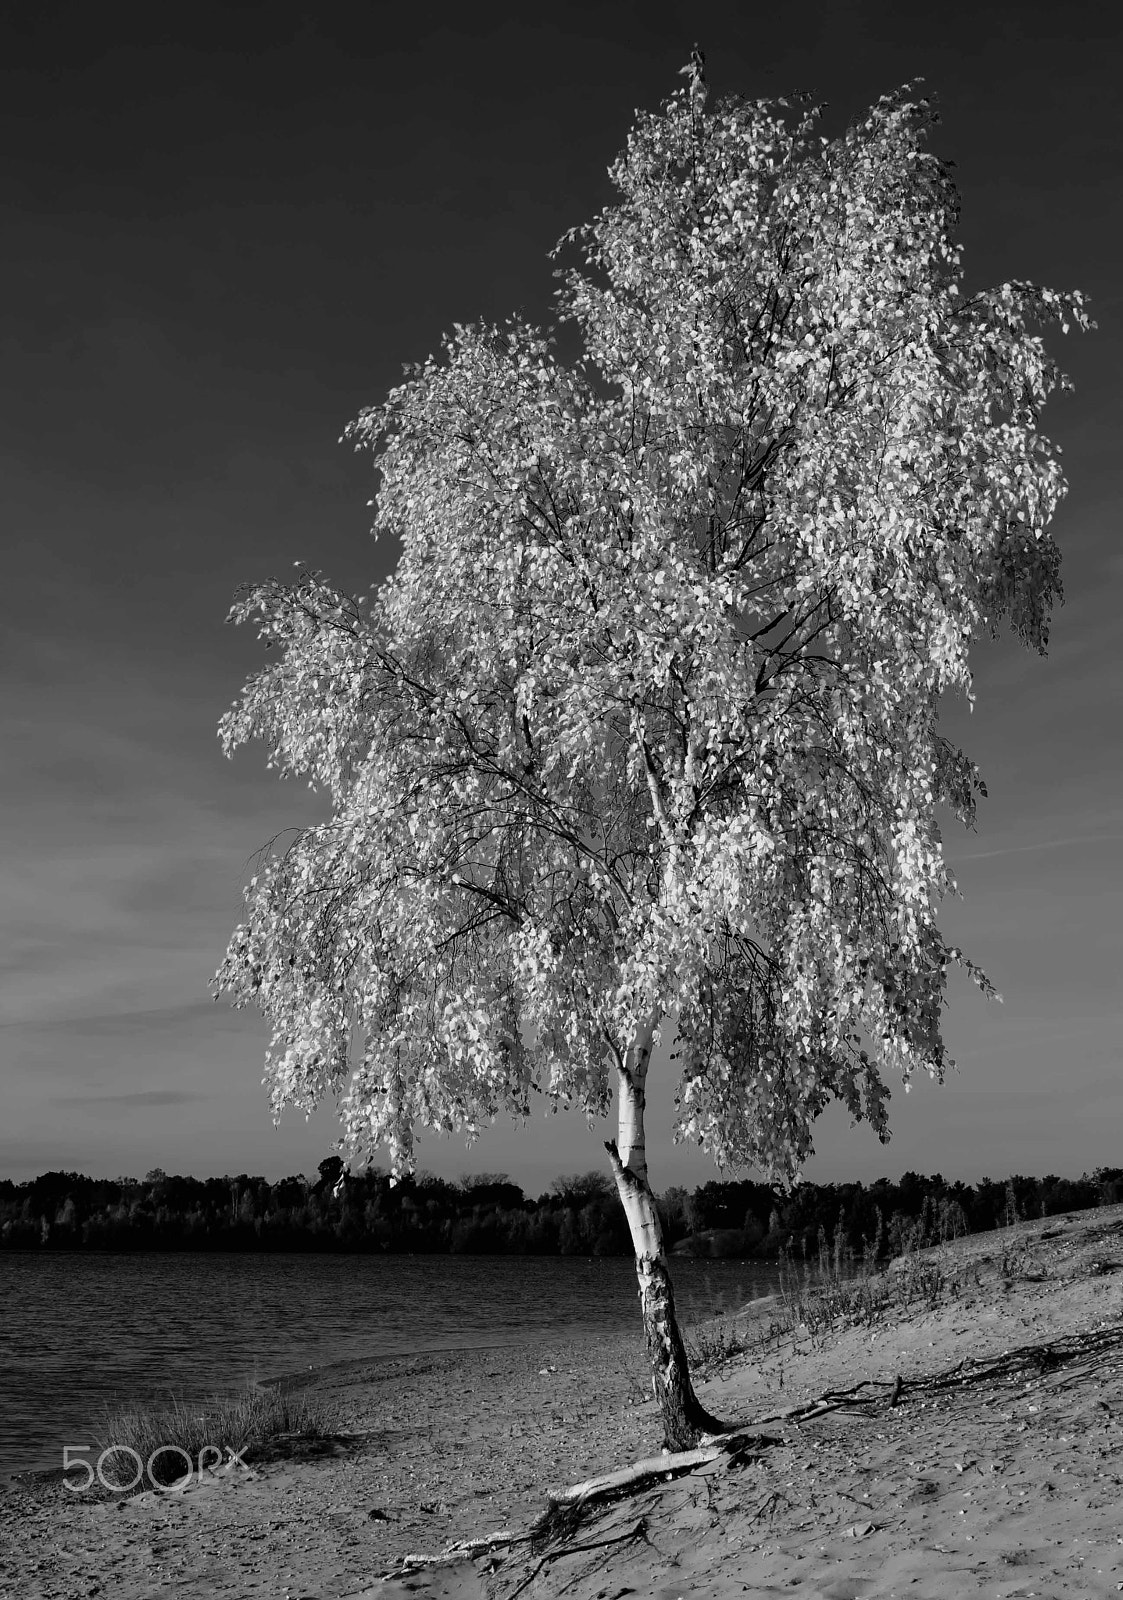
{"left": 686, "top": 1210, "right": 987, "bottom": 1374}
{"left": 94, "top": 1385, "right": 337, "bottom": 1490}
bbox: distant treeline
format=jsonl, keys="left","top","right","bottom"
{"left": 2, "top": 1162, "right": 1121, "bottom": 1258}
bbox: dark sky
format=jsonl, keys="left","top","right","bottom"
{"left": 2, "top": 0, "right": 1120, "bottom": 1190}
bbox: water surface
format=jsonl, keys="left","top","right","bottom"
{"left": 0, "top": 1250, "right": 783, "bottom": 1479}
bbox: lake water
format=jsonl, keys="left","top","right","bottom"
{"left": 0, "top": 1251, "right": 784, "bottom": 1481}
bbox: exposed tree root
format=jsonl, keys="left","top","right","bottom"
{"left": 503, "top": 1518, "right": 649, "bottom": 1600}
{"left": 381, "top": 1322, "right": 1123, "bottom": 1586}
{"left": 379, "top": 1432, "right": 781, "bottom": 1582}
{"left": 676, "top": 1391, "right": 731, "bottom": 1441}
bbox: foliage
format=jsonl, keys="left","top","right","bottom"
{"left": 213, "top": 69, "right": 1089, "bottom": 1196}
{"left": 550, "top": 1171, "right": 615, "bottom": 1202}
{"left": 2, "top": 1167, "right": 1116, "bottom": 1255}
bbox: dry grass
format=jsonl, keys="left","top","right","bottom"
{"left": 94, "top": 1385, "right": 338, "bottom": 1490}
{"left": 685, "top": 1210, "right": 998, "bottom": 1376}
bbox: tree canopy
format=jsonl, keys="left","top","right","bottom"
{"left": 216, "top": 77, "right": 1088, "bottom": 1194}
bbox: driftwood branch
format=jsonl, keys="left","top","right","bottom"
{"left": 381, "top": 1528, "right": 532, "bottom": 1579}
{"left": 551, "top": 1428, "right": 783, "bottom": 1508}
{"left": 552, "top": 1446, "right": 720, "bottom": 1503}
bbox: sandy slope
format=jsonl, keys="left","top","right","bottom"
{"left": 2, "top": 1208, "right": 1122, "bottom": 1600}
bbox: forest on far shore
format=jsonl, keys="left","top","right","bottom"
{"left": 2, "top": 1164, "right": 1121, "bottom": 1259}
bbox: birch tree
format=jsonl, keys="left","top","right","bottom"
{"left": 216, "top": 68, "right": 1089, "bottom": 1447}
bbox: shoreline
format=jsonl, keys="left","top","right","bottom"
{"left": 0, "top": 1251, "right": 782, "bottom": 1484}
{"left": 253, "top": 1320, "right": 650, "bottom": 1399}
{"left": 2, "top": 1207, "right": 1122, "bottom": 1598}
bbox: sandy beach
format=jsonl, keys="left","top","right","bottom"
{"left": 2, "top": 1206, "right": 1122, "bottom": 1599}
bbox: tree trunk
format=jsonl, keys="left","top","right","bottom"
{"left": 606, "top": 1024, "right": 726, "bottom": 1450}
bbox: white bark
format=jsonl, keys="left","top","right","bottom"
{"left": 612, "top": 1029, "right": 666, "bottom": 1334}
{"left": 615, "top": 1021, "right": 655, "bottom": 1185}
{"left": 606, "top": 1020, "right": 724, "bottom": 1447}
